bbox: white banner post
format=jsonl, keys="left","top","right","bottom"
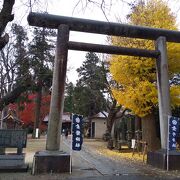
{"left": 70, "top": 114, "right": 73, "bottom": 174}
{"left": 167, "top": 116, "right": 170, "bottom": 171}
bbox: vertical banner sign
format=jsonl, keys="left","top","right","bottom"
{"left": 72, "top": 114, "right": 83, "bottom": 151}
{"left": 168, "top": 116, "right": 180, "bottom": 150}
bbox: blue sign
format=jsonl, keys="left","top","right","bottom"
{"left": 168, "top": 116, "right": 180, "bottom": 150}
{"left": 72, "top": 114, "right": 83, "bottom": 151}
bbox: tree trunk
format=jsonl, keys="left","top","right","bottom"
{"left": 106, "top": 100, "right": 118, "bottom": 136}
{"left": 141, "top": 113, "right": 160, "bottom": 151}
{"left": 107, "top": 117, "right": 113, "bottom": 135}
{"left": 32, "top": 86, "right": 42, "bottom": 138}
{"left": 135, "top": 115, "right": 141, "bottom": 131}
{"left": 0, "top": 0, "right": 15, "bottom": 49}
{"left": 0, "top": 107, "right": 8, "bottom": 154}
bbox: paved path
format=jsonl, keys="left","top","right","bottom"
{"left": 0, "top": 136, "right": 180, "bottom": 180}
{"left": 62, "top": 137, "right": 180, "bottom": 180}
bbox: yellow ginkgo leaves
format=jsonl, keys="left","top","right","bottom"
{"left": 109, "top": 0, "right": 180, "bottom": 117}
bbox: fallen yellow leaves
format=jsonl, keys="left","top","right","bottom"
{"left": 96, "top": 146, "right": 147, "bottom": 163}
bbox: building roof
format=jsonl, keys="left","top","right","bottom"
{"left": 43, "top": 112, "right": 71, "bottom": 123}
{"left": 88, "top": 111, "right": 108, "bottom": 123}
{"left": 1, "top": 114, "right": 23, "bottom": 125}
{"left": 92, "top": 111, "right": 108, "bottom": 118}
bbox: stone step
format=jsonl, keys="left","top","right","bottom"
{"left": 0, "top": 164, "right": 28, "bottom": 172}
{"left": 0, "top": 154, "right": 28, "bottom": 172}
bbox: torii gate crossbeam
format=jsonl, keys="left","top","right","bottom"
{"left": 28, "top": 12, "right": 180, "bottom": 43}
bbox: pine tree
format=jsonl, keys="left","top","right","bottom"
{"left": 12, "top": 24, "right": 29, "bottom": 82}
{"left": 11, "top": 24, "right": 31, "bottom": 115}
{"left": 73, "top": 52, "right": 107, "bottom": 117}
{"left": 29, "top": 27, "right": 55, "bottom": 138}
{"left": 77, "top": 52, "right": 107, "bottom": 91}
{"left": 64, "top": 82, "right": 75, "bottom": 113}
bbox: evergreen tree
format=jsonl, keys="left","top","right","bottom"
{"left": 29, "top": 27, "right": 55, "bottom": 138}
{"left": 75, "top": 52, "right": 107, "bottom": 116}
{"left": 72, "top": 85, "right": 106, "bottom": 116}
{"left": 12, "top": 24, "right": 29, "bottom": 83}
{"left": 64, "top": 82, "right": 75, "bottom": 113}
{"left": 77, "top": 52, "right": 107, "bottom": 91}
{"left": 64, "top": 52, "right": 107, "bottom": 117}
{"left": 29, "top": 27, "right": 55, "bottom": 88}
{"left": 11, "top": 24, "right": 30, "bottom": 113}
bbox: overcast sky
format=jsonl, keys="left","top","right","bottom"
{"left": 42, "top": 0, "right": 131, "bottom": 84}
{"left": 11, "top": 0, "right": 131, "bottom": 84}
{"left": 12, "top": 0, "right": 180, "bottom": 84}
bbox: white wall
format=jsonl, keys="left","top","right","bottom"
{"left": 92, "top": 118, "right": 106, "bottom": 139}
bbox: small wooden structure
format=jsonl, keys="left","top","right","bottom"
{"left": 90, "top": 111, "right": 108, "bottom": 139}
{"left": 1, "top": 113, "right": 23, "bottom": 129}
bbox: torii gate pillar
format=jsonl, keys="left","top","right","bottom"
{"left": 46, "top": 25, "right": 69, "bottom": 151}
{"left": 155, "top": 36, "right": 171, "bottom": 149}
{"left": 147, "top": 37, "right": 173, "bottom": 170}
{"left": 32, "top": 25, "right": 71, "bottom": 174}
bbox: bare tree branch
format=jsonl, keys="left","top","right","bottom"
{"left": 73, "top": 0, "right": 114, "bottom": 21}
{"left": 0, "top": 79, "right": 32, "bottom": 111}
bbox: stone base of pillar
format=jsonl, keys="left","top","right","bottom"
{"left": 32, "top": 150, "right": 71, "bottom": 174}
{"left": 147, "top": 149, "right": 180, "bottom": 170}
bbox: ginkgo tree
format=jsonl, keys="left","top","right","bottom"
{"left": 109, "top": 0, "right": 180, "bottom": 150}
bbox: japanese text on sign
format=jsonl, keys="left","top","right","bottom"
{"left": 168, "top": 116, "right": 180, "bottom": 151}
{"left": 72, "top": 114, "right": 83, "bottom": 151}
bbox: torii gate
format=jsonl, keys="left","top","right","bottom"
{"left": 28, "top": 12, "right": 180, "bottom": 173}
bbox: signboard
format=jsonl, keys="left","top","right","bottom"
{"left": 72, "top": 114, "right": 83, "bottom": 151}
{"left": 0, "top": 129, "right": 27, "bottom": 148}
{"left": 168, "top": 116, "right": 180, "bottom": 150}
